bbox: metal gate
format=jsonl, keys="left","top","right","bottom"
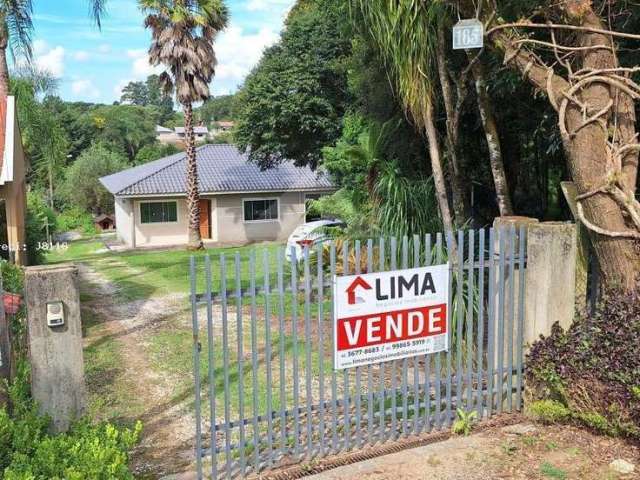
{"left": 190, "top": 226, "right": 527, "bottom": 479}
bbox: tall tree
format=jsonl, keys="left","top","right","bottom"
{"left": 0, "top": 1, "right": 108, "bottom": 96}
{"left": 355, "top": 1, "right": 457, "bottom": 235}
{"left": 120, "top": 81, "right": 149, "bottom": 106}
{"left": 235, "top": 0, "right": 352, "bottom": 169}
{"left": 141, "top": 0, "right": 228, "bottom": 250}
{"left": 11, "top": 68, "right": 68, "bottom": 209}
{"left": 451, "top": 0, "right": 640, "bottom": 289}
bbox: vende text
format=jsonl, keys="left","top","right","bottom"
{"left": 337, "top": 304, "right": 447, "bottom": 351}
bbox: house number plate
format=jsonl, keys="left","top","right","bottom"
{"left": 452, "top": 19, "right": 484, "bottom": 50}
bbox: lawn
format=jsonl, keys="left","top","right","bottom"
{"left": 45, "top": 236, "right": 286, "bottom": 301}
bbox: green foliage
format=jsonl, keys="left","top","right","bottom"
{"left": 120, "top": 75, "right": 174, "bottom": 124}
{"left": 56, "top": 208, "right": 98, "bottom": 235}
{"left": 88, "top": 105, "right": 158, "bottom": 160}
{"left": 539, "top": 462, "right": 567, "bottom": 480}
{"left": 451, "top": 408, "right": 477, "bottom": 436}
{"left": 11, "top": 72, "right": 69, "bottom": 206}
{"left": 0, "top": 362, "right": 141, "bottom": 479}
{"left": 309, "top": 188, "right": 374, "bottom": 237}
{"left": 235, "top": 0, "right": 352, "bottom": 168}
{"left": 354, "top": 0, "right": 442, "bottom": 129}
{"left": 527, "top": 400, "right": 571, "bottom": 424}
{"left": 134, "top": 142, "right": 181, "bottom": 165}
{"left": 26, "top": 192, "right": 56, "bottom": 265}
{"left": 374, "top": 168, "right": 441, "bottom": 237}
{"left": 210, "top": 130, "right": 234, "bottom": 145}
{"left": 0, "top": 260, "right": 24, "bottom": 294}
{"left": 526, "top": 284, "right": 640, "bottom": 438}
{"left": 60, "top": 144, "right": 128, "bottom": 215}
{"left": 197, "top": 94, "right": 237, "bottom": 123}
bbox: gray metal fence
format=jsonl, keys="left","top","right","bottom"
{"left": 189, "top": 226, "right": 527, "bottom": 479}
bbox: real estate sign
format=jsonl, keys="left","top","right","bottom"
{"left": 333, "top": 264, "right": 450, "bottom": 370}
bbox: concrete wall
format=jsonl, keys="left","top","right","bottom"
{"left": 114, "top": 191, "right": 331, "bottom": 248}
{"left": 215, "top": 191, "right": 309, "bottom": 244}
{"left": 133, "top": 197, "right": 189, "bottom": 247}
{"left": 114, "top": 197, "right": 133, "bottom": 246}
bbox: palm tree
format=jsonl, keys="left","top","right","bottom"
{"left": 140, "top": 0, "right": 228, "bottom": 250}
{"left": 0, "top": 1, "right": 108, "bottom": 97}
{"left": 354, "top": 1, "right": 456, "bottom": 235}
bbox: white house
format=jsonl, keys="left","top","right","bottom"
{"left": 99, "top": 144, "right": 336, "bottom": 248}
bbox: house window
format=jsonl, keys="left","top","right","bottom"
{"left": 243, "top": 199, "right": 279, "bottom": 222}
{"left": 140, "top": 201, "right": 178, "bottom": 224}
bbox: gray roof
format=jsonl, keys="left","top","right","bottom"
{"left": 156, "top": 125, "right": 173, "bottom": 133}
{"left": 100, "top": 144, "right": 335, "bottom": 197}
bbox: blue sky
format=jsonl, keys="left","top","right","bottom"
{"left": 30, "top": 0, "right": 294, "bottom": 104}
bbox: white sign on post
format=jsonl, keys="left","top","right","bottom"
{"left": 453, "top": 19, "right": 484, "bottom": 50}
{"left": 333, "top": 264, "right": 450, "bottom": 370}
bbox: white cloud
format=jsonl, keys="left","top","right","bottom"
{"left": 126, "top": 49, "right": 162, "bottom": 79}
{"left": 31, "top": 42, "right": 65, "bottom": 77}
{"left": 33, "top": 39, "right": 49, "bottom": 56}
{"left": 126, "top": 49, "right": 146, "bottom": 59}
{"left": 72, "top": 51, "right": 90, "bottom": 62}
{"left": 98, "top": 44, "right": 111, "bottom": 54}
{"left": 246, "top": 0, "right": 294, "bottom": 12}
{"left": 71, "top": 79, "right": 100, "bottom": 99}
{"left": 214, "top": 26, "right": 279, "bottom": 83}
{"left": 113, "top": 79, "right": 131, "bottom": 98}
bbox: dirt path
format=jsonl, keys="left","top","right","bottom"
{"left": 79, "top": 263, "right": 197, "bottom": 478}
{"left": 304, "top": 422, "right": 639, "bottom": 480}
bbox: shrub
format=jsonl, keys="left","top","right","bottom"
{"left": 0, "top": 261, "right": 23, "bottom": 293}
{"left": 452, "top": 408, "right": 477, "bottom": 436}
{"left": 526, "top": 282, "right": 640, "bottom": 438}
{"left": 26, "top": 192, "right": 56, "bottom": 265}
{"left": 527, "top": 400, "right": 571, "bottom": 424}
{"left": 56, "top": 207, "right": 97, "bottom": 236}
{"left": 60, "top": 143, "right": 127, "bottom": 215}
{"left": 0, "top": 362, "right": 141, "bottom": 478}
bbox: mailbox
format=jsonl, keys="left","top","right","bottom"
{"left": 46, "top": 301, "right": 65, "bottom": 328}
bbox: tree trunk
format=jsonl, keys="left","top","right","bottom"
{"left": 436, "top": 23, "right": 467, "bottom": 226}
{"left": 469, "top": 59, "right": 514, "bottom": 216}
{"left": 561, "top": 9, "right": 640, "bottom": 291}
{"left": 496, "top": 6, "right": 640, "bottom": 290}
{"left": 183, "top": 101, "right": 203, "bottom": 250}
{"left": 0, "top": 36, "right": 9, "bottom": 98}
{"left": 424, "top": 101, "right": 456, "bottom": 236}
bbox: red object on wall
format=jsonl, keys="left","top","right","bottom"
{"left": 3, "top": 293, "right": 21, "bottom": 315}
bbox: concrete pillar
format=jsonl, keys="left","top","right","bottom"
{"left": 524, "top": 222, "right": 577, "bottom": 347}
{"left": 25, "top": 264, "right": 86, "bottom": 433}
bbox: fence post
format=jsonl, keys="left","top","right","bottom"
{"left": 492, "top": 217, "right": 538, "bottom": 411}
{"left": 524, "top": 222, "right": 577, "bottom": 348}
{"left": 24, "top": 264, "right": 86, "bottom": 433}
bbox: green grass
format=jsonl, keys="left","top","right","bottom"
{"left": 45, "top": 238, "right": 286, "bottom": 302}
{"left": 82, "top": 306, "right": 145, "bottom": 423}
{"left": 540, "top": 462, "right": 567, "bottom": 480}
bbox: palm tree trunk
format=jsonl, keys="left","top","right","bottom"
{"left": 469, "top": 59, "right": 514, "bottom": 216}
{"left": 183, "top": 101, "right": 203, "bottom": 250}
{"left": 424, "top": 101, "right": 456, "bottom": 236}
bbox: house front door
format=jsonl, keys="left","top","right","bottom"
{"left": 199, "top": 199, "right": 211, "bottom": 239}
